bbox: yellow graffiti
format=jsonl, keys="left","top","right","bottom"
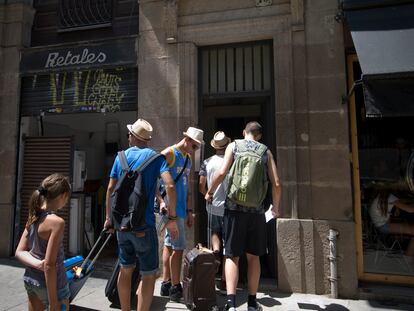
{"left": 87, "top": 70, "right": 125, "bottom": 112}
{"left": 49, "top": 69, "right": 126, "bottom": 111}
{"left": 50, "top": 72, "right": 67, "bottom": 106}
{"left": 73, "top": 71, "right": 91, "bottom": 106}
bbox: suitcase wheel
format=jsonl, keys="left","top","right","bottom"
{"left": 186, "top": 303, "right": 194, "bottom": 310}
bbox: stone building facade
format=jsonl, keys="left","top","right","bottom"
{"left": 0, "top": 0, "right": 360, "bottom": 297}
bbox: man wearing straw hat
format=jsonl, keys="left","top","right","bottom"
{"left": 105, "top": 118, "right": 179, "bottom": 311}
{"left": 158, "top": 126, "right": 204, "bottom": 302}
{"left": 199, "top": 131, "right": 231, "bottom": 294}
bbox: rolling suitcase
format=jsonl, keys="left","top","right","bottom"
{"left": 64, "top": 229, "right": 112, "bottom": 302}
{"left": 105, "top": 258, "right": 141, "bottom": 307}
{"left": 183, "top": 244, "right": 218, "bottom": 311}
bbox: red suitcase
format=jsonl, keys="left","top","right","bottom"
{"left": 183, "top": 244, "right": 219, "bottom": 311}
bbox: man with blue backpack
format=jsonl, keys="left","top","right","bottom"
{"left": 104, "top": 118, "right": 179, "bottom": 311}
{"left": 205, "top": 121, "right": 281, "bottom": 311}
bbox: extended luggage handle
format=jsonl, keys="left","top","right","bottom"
{"left": 80, "top": 229, "right": 112, "bottom": 274}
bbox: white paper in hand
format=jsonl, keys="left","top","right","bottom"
{"left": 265, "top": 204, "right": 276, "bottom": 223}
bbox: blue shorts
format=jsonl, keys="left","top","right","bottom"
{"left": 24, "top": 282, "right": 70, "bottom": 306}
{"left": 164, "top": 217, "right": 186, "bottom": 250}
{"left": 117, "top": 226, "right": 159, "bottom": 275}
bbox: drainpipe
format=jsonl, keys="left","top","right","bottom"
{"left": 328, "top": 229, "right": 339, "bottom": 298}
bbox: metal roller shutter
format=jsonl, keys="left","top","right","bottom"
{"left": 20, "top": 67, "right": 137, "bottom": 116}
{"left": 19, "top": 137, "right": 73, "bottom": 252}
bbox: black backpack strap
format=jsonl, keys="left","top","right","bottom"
{"left": 136, "top": 153, "right": 162, "bottom": 173}
{"left": 159, "top": 154, "right": 189, "bottom": 199}
{"left": 174, "top": 154, "right": 189, "bottom": 183}
{"left": 118, "top": 151, "right": 130, "bottom": 173}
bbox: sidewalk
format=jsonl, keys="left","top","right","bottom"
{"left": 1, "top": 258, "right": 413, "bottom": 311}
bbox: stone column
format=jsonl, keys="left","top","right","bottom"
{"left": 276, "top": 0, "right": 358, "bottom": 298}
{"left": 0, "top": 0, "right": 34, "bottom": 256}
{"left": 139, "top": 0, "right": 197, "bottom": 257}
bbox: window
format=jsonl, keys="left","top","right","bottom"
{"left": 58, "top": 0, "right": 113, "bottom": 31}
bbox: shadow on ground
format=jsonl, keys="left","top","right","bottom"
{"left": 298, "top": 302, "right": 350, "bottom": 311}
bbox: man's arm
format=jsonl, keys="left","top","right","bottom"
{"left": 161, "top": 147, "right": 174, "bottom": 167}
{"left": 160, "top": 170, "right": 178, "bottom": 240}
{"left": 394, "top": 200, "right": 414, "bottom": 213}
{"left": 266, "top": 150, "right": 281, "bottom": 217}
{"left": 199, "top": 176, "right": 207, "bottom": 196}
{"left": 205, "top": 143, "right": 234, "bottom": 201}
{"left": 198, "top": 160, "right": 207, "bottom": 195}
{"left": 104, "top": 178, "right": 117, "bottom": 229}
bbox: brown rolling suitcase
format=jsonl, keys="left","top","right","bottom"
{"left": 183, "top": 244, "right": 219, "bottom": 311}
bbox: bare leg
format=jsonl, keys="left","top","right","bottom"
{"left": 389, "top": 222, "right": 414, "bottom": 256}
{"left": 211, "top": 233, "right": 221, "bottom": 253}
{"left": 137, "top": 274, "right": 156, "bottom": 311}
{"left": 118, "top": 266, "right": 134, "bottom": 311}
{"left": 170, "top": 250, "right": 183, "bottom": 285}
{"left": 162, "top": 246, "right": 172, "bottom": 282}
{"left": 225, "top": 256, "right": 239, "bottom": 295}
{"left": 246, "top": 253, "right": 261, "bottom": 295}
{"left": 28, "top": 294, "right": 44, "bottom": 311}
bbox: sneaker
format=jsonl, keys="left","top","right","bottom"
{"left": 160, "top": 280, "right": 171, "bottom": 296}
{"left": 247, "top": 301, "right": 263, "bottom": 311}
{"left": 223, "top": 304, "right": 237, "bottom": 311}
{"left": 169, "top": 283, "right": 183, "bottom": 302}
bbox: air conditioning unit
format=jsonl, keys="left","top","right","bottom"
{"left": 73, "top": 150, "right": 87, "bottom": 192}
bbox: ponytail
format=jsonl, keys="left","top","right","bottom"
{"left": 25, "top": 173, "right": 71, "bottom": 229}
{"left": 26, "top": 188, "right": 45, "bottom": 229}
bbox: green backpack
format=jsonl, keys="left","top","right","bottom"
{"left": 227, "top": 140, "right": 268, "bottom": 208}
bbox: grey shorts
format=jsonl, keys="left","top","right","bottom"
{"left": 208, "top": 213, "right": 224, "bottom": 235}
{"left": 24, "top": 281, "right": 70, "bottom": 306}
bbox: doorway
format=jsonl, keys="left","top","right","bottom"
{"left": 197, "top": 40, "right": 277, "bottom": 280}
{"left": 197, "top": 96, "right": 276, "bottom": 279}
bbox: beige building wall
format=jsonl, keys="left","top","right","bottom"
{"left": 0, "top": 1, "right": 34, "bottom": 256}
{"left": 0, "top": 0, "right": 358, "bottom": 297}
{"left": 139, "top": 0, "right": 357, "bottom": 297}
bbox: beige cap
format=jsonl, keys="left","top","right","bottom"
{"left": 210, "top": 131, "right": 231, "bottom": 150}
{"left": 126, "top": 118, "right": 153, "bottom": 141}
{"left": 183, "top": 127, "right": 204, "bottom": 145}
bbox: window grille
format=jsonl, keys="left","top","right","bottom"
{"left": 200, "top": 41, "right": 273, "bottom": 96}
{"left": 58, "top": 0, "right": 113, "bottom": 31}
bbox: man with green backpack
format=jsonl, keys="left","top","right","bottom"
{"left": 205, "top": 121, "right": 281, "bottom": 311}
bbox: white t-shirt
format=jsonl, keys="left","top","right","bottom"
{"left": 369, "top": 193, "right": 398, "bottom": 227}
{"left": 199, "top": 155, "right": 227, "bottom": 216}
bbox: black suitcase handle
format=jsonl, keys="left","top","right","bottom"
{"left": 80, "top": 229, "right": 112, "bottom": 274}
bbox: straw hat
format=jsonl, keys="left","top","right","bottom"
{"left": 210, "top": 131, "right": 231, "bottom": 150}
{"left": 126, "top": 118, "right": 153, "bottom": 141}
{"left": 183, "top": 127, "right": 204, "bottom": 145}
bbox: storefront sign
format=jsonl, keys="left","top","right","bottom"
{"left": 20, "top": 38, "right": 136, "bottom": 73}
{"left": 45, "top": 49, "right": 107, "bottom": 69}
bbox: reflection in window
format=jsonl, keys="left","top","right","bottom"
{"left": 58, "top": 0, "right": 113, "bottom": 31}
{"left": 356, "top": 86, "right": 414, "bottom": 276}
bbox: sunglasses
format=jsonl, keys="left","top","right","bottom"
{"left": 126, "top": 132, "right": 132, "bottom": 139}
{"left": 191, "top": 142, "right": 200, "bottom": 151}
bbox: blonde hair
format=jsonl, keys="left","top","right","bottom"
{"left": 26, "top": 173, "right": 71, "bottom": 229}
